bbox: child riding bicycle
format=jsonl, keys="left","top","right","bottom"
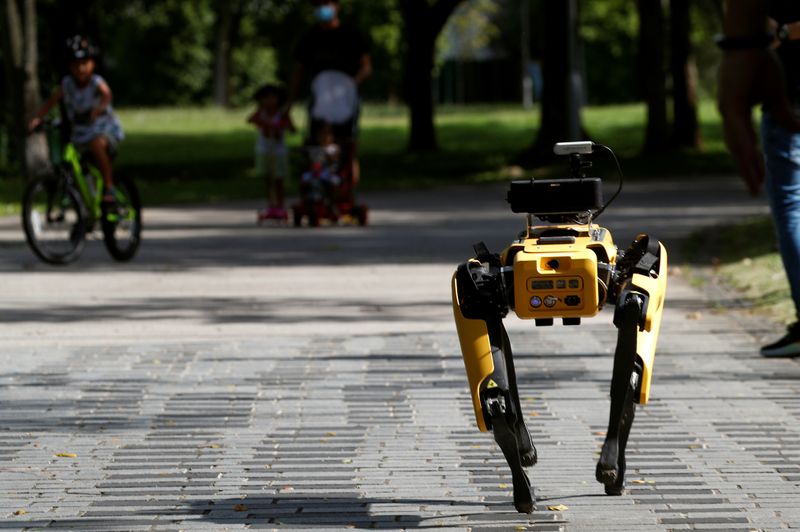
{"left": 28, "top": 35, "right": 124, "bottom": 205}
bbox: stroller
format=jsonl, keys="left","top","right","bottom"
{"left": 292, "top": 70, "right": 368, "bottom": 227}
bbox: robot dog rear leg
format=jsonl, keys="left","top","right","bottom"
{"left": 596, "top": 293, "right": 643, "bottom": 495}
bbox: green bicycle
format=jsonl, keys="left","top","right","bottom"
{"left": 21, "top": 120, "right": 141, "bottom": 264}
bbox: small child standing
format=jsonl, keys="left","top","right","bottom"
{"left": 248, "top": 84, "right": 295, "bottom": 221}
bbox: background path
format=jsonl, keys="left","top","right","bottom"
{"left": 2, "top": 177, "right": 799, "bottom": 530}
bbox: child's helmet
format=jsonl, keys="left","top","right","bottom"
{"left": 65, "top": 35, "right": 98, "bottom": 61}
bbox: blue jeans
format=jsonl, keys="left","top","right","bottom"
{"left": 761, "top": 113, "right": 800, "bottom": 321}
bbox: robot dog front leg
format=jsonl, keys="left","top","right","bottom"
{"left": 452, "top": 248, "right": 536, "bottom": 513}
{"left": 597, "top": 236, "right": 668, "bottom": 495}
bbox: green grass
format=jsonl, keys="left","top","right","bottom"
{"left": 1, "top": 100, "right": 734, "bottom": 210}
{"left": 683, "top": 216, "right": 795, "bottom": 324}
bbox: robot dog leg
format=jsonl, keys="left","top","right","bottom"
{"left": 452, "top": 246, "right": 536, "bottom": 513}
{"left": 597, "top": 235, "right": 668, "bottom": 495}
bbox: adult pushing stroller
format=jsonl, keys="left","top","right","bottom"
{"left": 292, "top": 70, "right": 368, "bottom": 227}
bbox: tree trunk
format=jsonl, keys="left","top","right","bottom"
{"left": 670, "top": 0, "right": 700, "bottom": 148}
{"left": 22, "top": 0, "right": 48, "bottom": 175}
{"left": 0, "top": 0, "right": 48, "bottom": 177}
{"left": 638, "top": 0, "right": 669, "bottom": 153}
{"left": 399, "top": 0, "right": 464, "bottom": 152}
{"left": 404, "top": 29, "right": 437, "bottom": 151}
{"left": 1, "top": 0, "right": 26, "bottom": 172}
{"left": 521, "top": 0, "right": 584, "bottom": 165}
{"left": 213, "top": 0, "right": 233, "bottom": 107}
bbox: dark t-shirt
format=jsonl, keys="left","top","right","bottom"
{"left": 295, "top": 24, "right": 370, "bottom": 79}
{"left": 770, "top": 0, "right": 800, "bottom": 105}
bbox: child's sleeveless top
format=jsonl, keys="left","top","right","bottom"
{"left": 256, "top": 110, "right": 288, "bottom": 155}
{"left": 61, "top": 74, "right": 124, "bottom": 145}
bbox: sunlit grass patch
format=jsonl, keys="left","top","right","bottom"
{"left": 684, "top": 215, "right": 794, "bottom": 324}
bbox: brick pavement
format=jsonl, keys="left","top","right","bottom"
{"left": 2, "top": 180, "right": 799, "bottom": 530}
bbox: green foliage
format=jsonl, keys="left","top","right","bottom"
{"left": 228, "top": 13, "right": 279, "bottom": 107}
{"left": 580, "top": 0, "right": 639, "bottom": 104}
{"left": 103, "top": 0, "right": 215, "bottom": 104}
{"left": 690, "top": 1, "right": 724, "bottom": 100}
{"left": 358, "top": 5, "right": 404, "bottom": 101}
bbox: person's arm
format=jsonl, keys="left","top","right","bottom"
{"left": 717, "top": 0, "right": 800, "bottom": 195}
{"left": 28, "top": 87, "right": 63, "bottom": 132}
{"left": 769, "top": 17, "right": 800, "bottom": 47}
{"left": 723, "top": 0, "right": 768, "bottom": 36}
{"left": 91, "top": 78, "right": 113, "bottom": 121}
{"left": 354, "top": 53, "right": 372, "bottom": 86}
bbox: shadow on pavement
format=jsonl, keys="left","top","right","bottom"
{"left": 0, "top": 179, "right": 769, "bottom": 271}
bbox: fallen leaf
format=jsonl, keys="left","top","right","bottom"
{"left": 342, "top": 459, "right": 352, "bottom": 464}
{"left": 498, "top": 483, "right": 509, "bottom": 489}
{"left": 631, "top": 479, "right": 646, "bottom": 484}
{"left": 200, "top": 443, "right": 221, "bottom": 449}
{"left": 515, "top": 526, "right": 527, "bottom": 531}
{"left": 13, "top": 509, "right": 27, "bottom": 516}
{"left": 233, "top": 504, "right": 248, "bottom": 512}
{"left": 325, "top": 432, "right": 337, "bottom": 437}
{"left": 528, "top": 412, "right": 540, "bottom": 417}
{"left": 547, "top": 504, "right": 568, "bottom": 512}
{"left": 55, "top": 453, "right": 77, "bottom": 458}
{"left": 593, "top": 431, "right": 607, "bottom": 436}
{"left": 686, "top": 311, "right": 702, "bottom": 320}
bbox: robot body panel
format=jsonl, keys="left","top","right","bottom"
{"left": 451, "top": 273, "right": 494, "bottom": 432}
{"left": 512, "top": 241, "right": 600, "bottom": 319}
{"left": 629, "top": 243, "right": 668, "bottom": 404}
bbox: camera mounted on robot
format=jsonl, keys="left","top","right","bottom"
{"left": 506, "top": 141, "right": 622, "bottom": 225}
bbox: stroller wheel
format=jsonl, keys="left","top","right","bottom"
{"left": 354, "top": 204, "right": 368, "bottom": 226}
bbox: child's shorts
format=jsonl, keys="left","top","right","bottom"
{"left": 75, "top": 133, "right": 120, "bottom": 158}
{"left": 255, "top": 151, "right": 289, "bottom": 180}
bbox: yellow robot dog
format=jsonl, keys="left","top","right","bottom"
{"left": 452, "top": 141, "right": 667, "bottom": 513}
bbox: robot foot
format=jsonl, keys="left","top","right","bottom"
{"left": 595, "top": 460, "right": 626, "bottom": 495}
{"left": 487, "top": 397, "right": 536, "bottom": 513}
{"left": 596, "top": 435, "right": 628, "bottom": 495}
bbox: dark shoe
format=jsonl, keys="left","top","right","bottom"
{"left": 101, "top": 186, "right": 118, "bottom": 205}
{"left": 760, "top": 323, "right": 800, "bottom": 357}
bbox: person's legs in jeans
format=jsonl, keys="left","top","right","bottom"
{"left": 760, "top": 113, "right": 800, "bottom": 354}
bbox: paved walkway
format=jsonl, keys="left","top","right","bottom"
{"left": 2, "top": 178, "right": 799, "bottom": 530}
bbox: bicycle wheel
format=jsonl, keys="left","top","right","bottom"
{"left": 101, "top": 175, "right": 142, "bottom": 262}
{"left": 21, "top": 175, "right": 87, "bottom": 265}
